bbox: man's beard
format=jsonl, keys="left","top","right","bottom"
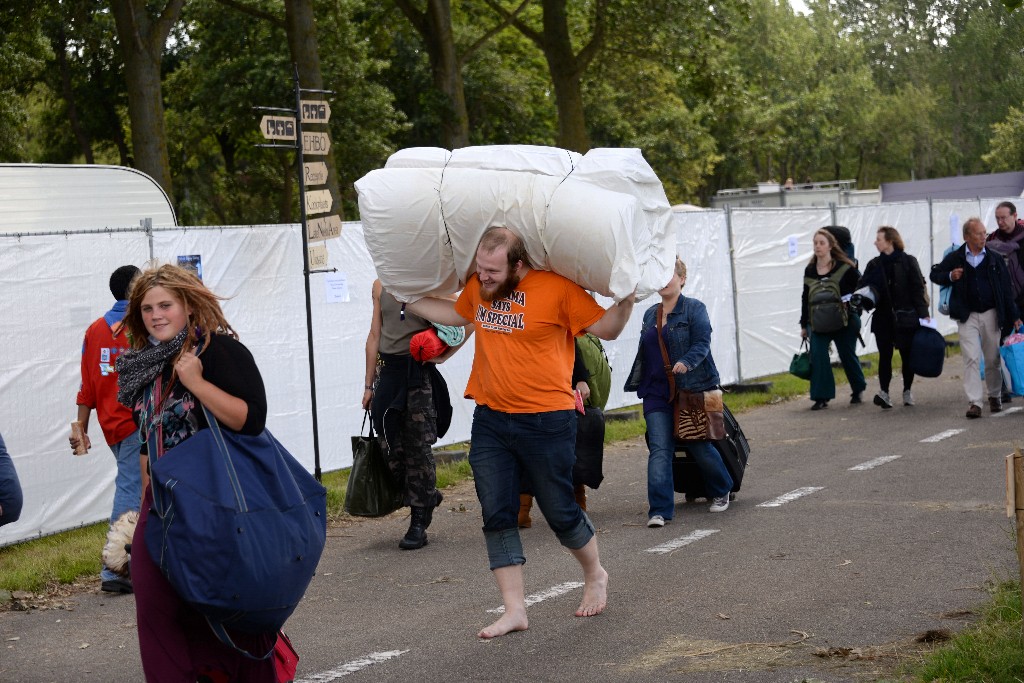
{"left": 480, "top": 273, "right": 521, "bottom": 302}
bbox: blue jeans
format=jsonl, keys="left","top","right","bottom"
{"left": 102, "top": 435, "right": 143, "bottom": 581}
{"left": 469, "top": 406, "right": 594, "bottom": 570}
{"left": 0, "top": 432, "right": 23, "bottom": 527}
{"left": 645, "top": 409, "right": 733, "bottom": 519}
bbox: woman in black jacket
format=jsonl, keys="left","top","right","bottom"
{"left": 858, "top": 226, "right": 930, "bottom": 408}
{"left": 800, "top": 229, "right": 866, "bottom": 410}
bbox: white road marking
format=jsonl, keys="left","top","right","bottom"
{"left": 992, "top": 406, "right": 1022, "bottom": 418}
{"left": 756, "top": 487, "right": 824, "bottom": 508}
{"left": 920, "top": 429, "right": 965, "bottom": 443}
{"left": 486, "top": 581, "right": 584, "bottom": 614}
{"left": 848, "top": 455, "right": 902, "bottom": 471}
{"left": 295, "top": 650, "right": 409, "bottom": 682}
{"left": 645, "top": 529, "right": 720, "bottom": 555}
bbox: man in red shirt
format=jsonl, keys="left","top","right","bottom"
{"left": 70, "top": 265, "right": 141, "bottom": 593}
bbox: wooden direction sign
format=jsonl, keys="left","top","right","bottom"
{"left": 307, "top": 242, "right": 329, "bottom": 269}
{"left": 304, "top": 189, "right": 333, "bottom": 216}
{"left": 301, "top": 131, "right": 331, "bottom": 155}
{"left": 260, "top": 115, "right": 296, "bottom": 141}
{"left": 307, "top": 215, "right": 342, "bottom": 242}
{"left": 303, "top": 161, "right": 329, "bottom": 186}
{"left": 300, "top": 100, "right": 331, "bottom": 124}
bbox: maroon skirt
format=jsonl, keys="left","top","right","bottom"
{"left": 132, "top": 487, "right": 278, "bottom": 683}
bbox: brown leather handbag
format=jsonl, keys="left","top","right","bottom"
{"left": 656, "top": 304, "right": 725, "bottom": 442}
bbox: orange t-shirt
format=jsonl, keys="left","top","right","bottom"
{"left": 455, "top": 270, "right": 605, "bottom": 413}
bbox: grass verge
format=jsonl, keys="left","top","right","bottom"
{"left": 904, "top": 579, "right": 1023, "bottom": 681}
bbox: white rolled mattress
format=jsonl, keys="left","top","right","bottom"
{"left": 355, "top": 145, "right": 675, "bottom": 302}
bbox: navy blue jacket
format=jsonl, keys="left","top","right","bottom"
{"left": 929, "top": 244, "right": 1019, "bottom": 336}
{"left": 624, "top": 294, "right": 721, "bottom": 394}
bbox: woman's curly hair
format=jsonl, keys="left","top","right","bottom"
{"left": 123, "top": 263, "right": 237, "bottom": 360}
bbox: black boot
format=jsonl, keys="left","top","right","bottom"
{"left": 422, "top": 491, "right": 444, "bottom": 529}
{"left": 399, "top": 506, "right": 429, "bottom": 550}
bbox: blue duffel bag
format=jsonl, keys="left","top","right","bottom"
{"left": 908, "top": 326, "right": 946, "bottom": 378}
{"left": 1000, "top": 332, "right": 1024, "bottom": 396}
{"left": 145, "top": 402, "right": 327, "bottom": 650}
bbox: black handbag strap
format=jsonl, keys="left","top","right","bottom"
{"left": 362, "top": 410, "right": 376, "bottom": 438}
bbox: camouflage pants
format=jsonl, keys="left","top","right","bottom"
{"left": 378, "top": 380, "right": 438, "bottom": 508}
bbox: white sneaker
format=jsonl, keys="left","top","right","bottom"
{"left": 903, "top": 390, "right": 915, "bottom": 406}
{"left": 647, "top": 515, "right": 665, "bottom": 528}
{"left": 709, "top": 496, "right": 730, "bottom": 513}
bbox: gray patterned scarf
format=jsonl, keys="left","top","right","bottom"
{"left": 116, "top": 328, "right": 189, "bottom": 409}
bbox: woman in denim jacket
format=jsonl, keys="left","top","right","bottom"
{"left": 624, "top": 258, "right": 733, "bottom": 527}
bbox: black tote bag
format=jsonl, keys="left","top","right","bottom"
{"left": 345, "top": 412, "right": 404, "bottom": 517}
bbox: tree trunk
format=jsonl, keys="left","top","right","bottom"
{"left": 109, "top": 0, "right": 183, "bottom": 205}
{"left": 540, "top": 0, "right": 592, "bottom": 152}
{"left": 426, "top": 0, "right": 469, "bottom": 149}
{"left": 394, "top": 0, "right": 470, "bottom": 150}
{"left": 55, "top": 26, "right": 94, "bottom": 164}
{"left": 279, "top": 154, "right": 294, "bottom": 223}
{"left": 284, "top": 0, "right": 343, "bottom": 220}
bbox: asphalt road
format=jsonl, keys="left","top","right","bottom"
{"left": 2, "top": 364, "right": 1020, "bottom": 682}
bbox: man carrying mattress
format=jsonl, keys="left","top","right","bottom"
{"left": 406, "top": 226, "right": 635, "bottom": 639}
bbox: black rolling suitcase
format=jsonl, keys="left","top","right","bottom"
{"left": 672, "top": 404, "right": 749, "bottom": 501}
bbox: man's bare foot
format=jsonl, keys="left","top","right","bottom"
{"left": 478, "top": 611, "right": 528, "bottom": 639}
{"left": 575, "top": 567, "right": 608, "bottom": 617}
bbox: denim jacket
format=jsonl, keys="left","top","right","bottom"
{"left": 623, "top": 294, "right": 720, "bottom": 394}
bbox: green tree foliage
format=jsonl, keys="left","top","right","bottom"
{"left": 829, "top": 0, "right": 1024, "bottom": 180}
{"left": 5, "top": 0, "right": 1024, "bottom": 223}
{"left": 34, "top": 0, "right": 131, "bottom": 166}
{"left": 0, "top": 1, "right": 50, "bottom": 161}
{"left": 983, "top": 106, "right": 1024, "bottom": 171}
{"left": 161, "top": 0, "right": 404, "bottom": 224}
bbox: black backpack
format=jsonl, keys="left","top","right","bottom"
{"left": 805, "top": 263, "right": 850, "bottom": 334}
{"left": 822, "top": 225, "right": 856, "bottom": 266}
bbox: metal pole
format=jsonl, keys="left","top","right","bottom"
{"left": 928, "top": 197, "right": 935, "bottom": 318}
{"left": 829, "top": 202, "right": 837, "bottom": 228}
{"left": 1014, "top": 447, "right": 1024, "bottom": 640}
{"left": 294, "top": 64, "right": 323, "bottom": 482}
{"left": 142, "top": 217, "right": 154, "bottom": 261}
{"left": 725, "top": 205, "right": 743, "bottom": 382}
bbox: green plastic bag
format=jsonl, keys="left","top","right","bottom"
{"left": 345, "top": 412, "right": 403, "bottom": 517}
{"left": 789, "top": 340, "right": 812, "bottom": 380}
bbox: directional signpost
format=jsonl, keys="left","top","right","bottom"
{"left": 304, "top": 189, "right": 333, "bottom": 216}
{"left": 253, "top": 67, "right": 339, "bottom": 482}
{"left": 260, "top": 115, "right": 296, "bottom": 140}
{"left": 301, "top": 132, "right": 331, "bottom": 156}
{"left": 303, "top": 161, "right": 329, "bottom": 186}
{"left": 300, "top": 100, "right": 331, "bottom": 123}
{"left": 307, "top": 214, "right": 342, "bottom": 242}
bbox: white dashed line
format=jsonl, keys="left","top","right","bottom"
{"left": 992, "top": 406, "right": 1022, "bottom": 418}
{"left": 295, "top": 650, "right": 409, "bottom": 682}
{"left": 920, "top": 429, "right": 965, "bottom": 443}
{"left": 757, "top": 487, "right": 824, "bottom": 508}
{"left": 486, "top": 581, "right": 584, "bottom": 614}
{"left": 848, "top": 455, "right": 902, "bottom": 471}
{"left": 645, "top": 529, "right": 720, "bottom": 555}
